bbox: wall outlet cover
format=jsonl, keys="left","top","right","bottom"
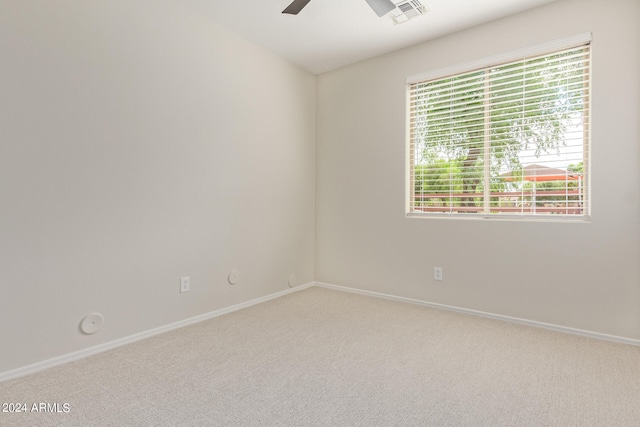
{"left": 180, "top": 276, "right": 190, "bottom": 293}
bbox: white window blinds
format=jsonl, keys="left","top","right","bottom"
{"left": 407, "top": 39, "right": 590, "bottom": 219}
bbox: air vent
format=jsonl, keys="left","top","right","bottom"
{"left": 390, "top": 0, "right": 428, "bottom": 24}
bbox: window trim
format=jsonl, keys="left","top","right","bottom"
{"left": 405, "top": 33, "right": 592, "bottom": 221}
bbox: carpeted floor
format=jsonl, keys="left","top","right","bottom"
{"left": 1, "top": 286, "right": 639, "bottom": 426}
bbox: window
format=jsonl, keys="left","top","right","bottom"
{"left": 407, "top": 34, "right": 591, "bottom": 219}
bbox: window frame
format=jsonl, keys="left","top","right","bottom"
{"left": 405, "top": 33, "right": 592, "bottom": 221}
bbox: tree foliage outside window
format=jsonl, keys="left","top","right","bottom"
{"left": 408, "top": 42, "right": 590, "bottom": 217}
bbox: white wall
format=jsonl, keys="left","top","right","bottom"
{"left": 316, "top": 0, "right": 640, "bottom": 339}
{"left": 0, "top": 1, "right": 316, "bottom": 373}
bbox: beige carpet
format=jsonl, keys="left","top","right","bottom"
{"left": 1, "top": 286, "right": 639, "bottom": 426}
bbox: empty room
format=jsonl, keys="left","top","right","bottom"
{"left": 1, "top": 0, "right": 639, "bottom": 425}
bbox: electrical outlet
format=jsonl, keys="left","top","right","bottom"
{"left": 434, "top": 267, "right": 443, "bottom": 281}
{"left": 180, "top": 276, "right": 190, "bottom": 293}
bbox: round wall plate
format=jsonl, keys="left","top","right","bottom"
{"left": 288, "top": 274, "right": 297, "bottom": 288}
{"left": 80, "top": 313, "right": 104, "bottom": 335}
{"left": 228, "top": 269, "right": 240, "bottom": 285}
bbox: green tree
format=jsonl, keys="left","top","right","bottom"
{"left": 414, "top": 160, "right": 463, "bottom": 207}
{"left": 568, "top": 161, "right": 584, "bottom": 174}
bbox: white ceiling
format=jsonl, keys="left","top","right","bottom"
{"left": 180, "top": 0, "right": 555, "bottom": 75}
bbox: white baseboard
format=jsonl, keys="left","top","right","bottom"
{"left": 3, "top": 280, "right": 637, "bottom": 383}
{"left": 315, "top": 281, "right": 640, "bottom": 347}
{"left": 0, "top": 282, "right": 314, "bottom": 383}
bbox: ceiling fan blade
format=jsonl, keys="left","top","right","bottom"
{"left": 364, "top": 0, "right": 396, "bottom": 17}
{"left": 282, "top": 0, "right": 312, "bottom": 15}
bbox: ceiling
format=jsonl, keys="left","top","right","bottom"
{"left": 180, "top": 0, "right": 555, "bottom": 75}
